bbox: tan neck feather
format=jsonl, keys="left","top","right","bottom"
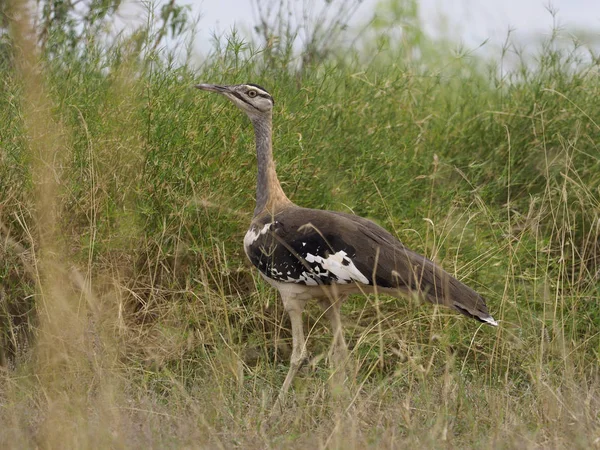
{"left": 251, "top": 113, "right": 292, "bottom": 216}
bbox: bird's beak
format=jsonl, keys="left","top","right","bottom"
{"left": 194, "top": 83, "right": 227, "bottom": 93}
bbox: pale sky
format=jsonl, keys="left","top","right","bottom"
{"left": 117, "top": 1, "right": 600, "bottom": 59}
{"left": 192, "top": 0, "right": 600, "bottom": 51}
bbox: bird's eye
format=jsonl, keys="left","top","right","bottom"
{"left": 247, "top": 90, "right": 257, "bottom": 98}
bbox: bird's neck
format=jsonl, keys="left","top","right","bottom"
{"left": 251, "top": 114, "right": 290, "bottom": 216}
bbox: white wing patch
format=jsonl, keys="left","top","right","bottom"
{"left": 305, "top": 250, "right": 369, "bottom": 285}
{"left": 243, "top": 222, "right": 274, "bottom": 254}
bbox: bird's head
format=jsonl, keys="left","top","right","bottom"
{"left": 195, "top": 83, "right": 274, "bottom": 120}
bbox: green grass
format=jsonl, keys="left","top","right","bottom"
{"left": 1, "top": 6, "right": 599, "bottom": 449}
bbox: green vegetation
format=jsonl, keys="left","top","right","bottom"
{"left": 0, "top": 1, "right": 598, "bottom": 448}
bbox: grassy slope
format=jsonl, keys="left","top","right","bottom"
{"left": 1, "top": 19, "right": 599, "bottom": 450}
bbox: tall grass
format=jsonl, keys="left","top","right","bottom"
{"left": 0, "top": 2, "right": 599, "bottom": 448}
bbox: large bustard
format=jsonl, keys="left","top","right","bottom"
{"left": 195, "top": 83, "right": 498, "bottom": 401}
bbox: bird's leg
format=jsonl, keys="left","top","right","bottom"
{"left": 273, "top": 295, "right": 307, "bottom": 413}
{"left": 318, "top": 295, "right": 349, "bottom": 388}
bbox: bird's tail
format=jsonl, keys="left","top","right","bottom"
{"left": 386, "top": 248, "right": 498, "bottom": 326}
{"left": 441, "top": 276, "right": 498, "bottom": 326}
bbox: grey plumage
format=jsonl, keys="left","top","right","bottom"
{"left": 195, "top": 82, "right": 497, "bottom": 409}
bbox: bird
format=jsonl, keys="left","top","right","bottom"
{"left": 195, "top": 82, "right": 498, "bottom": 406}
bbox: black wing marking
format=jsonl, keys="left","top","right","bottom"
{"left": 244, "top": 215, "right": 369, "bottom": 286}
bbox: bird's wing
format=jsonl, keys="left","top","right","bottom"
{"left": 245, "top": 206, "right": 495, "bottom": 324}
{"left": 245, "top": 207, "right": 371, "bottom": 286}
